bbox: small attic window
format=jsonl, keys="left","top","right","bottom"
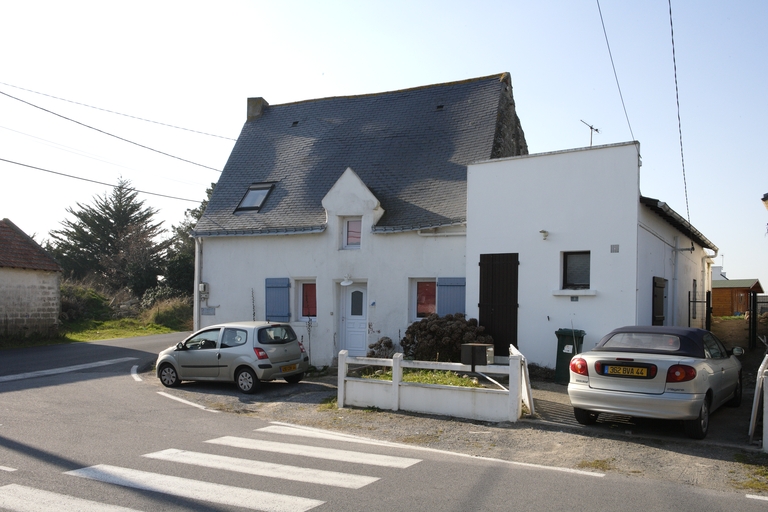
{"left": 237, "top": 183, "right": 274, "bottom": 211}
{"left": 291, "top": 121, "right": 299, "bottom": 127}
{"left": 436, "top": 105, "right": 444, "bottom": 111}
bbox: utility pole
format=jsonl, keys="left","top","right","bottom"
{"left": 580, "top": 120, "right": 600, "bottom": 146}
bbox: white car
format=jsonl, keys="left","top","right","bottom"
{"left": 156, "top": 321, "right": 310, "bottom": 394}
{"left": 567, "top": 326, "right": 743, "bottom": 439}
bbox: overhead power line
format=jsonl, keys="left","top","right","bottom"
{"left": 668, "top": 0, "right": 692, "bottom": 229}
{"left": 0, "top": 89, "right": 222, "bottom": 173}
{"left": 0, "top": 157, "right": 199, "bottom": 203}
{"left": 596, "top": 0, "right": 635, "bottom": 141}
{"left": 0, "top": 81, "right": 236, "bottom": 141}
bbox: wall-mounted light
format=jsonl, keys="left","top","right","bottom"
{"left": 539, "top": 230, "right": 549, "bottom": 241}
{"left": 762, "top": 193, "right": 768, "bottom": 211}
{"left": 340, "top": 274, "right": 353, "bottom": 286}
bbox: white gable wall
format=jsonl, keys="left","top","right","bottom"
{"left": 466, "top": 143, "right": 643, "bottom": 367}
{"left": 196, "top": 168, "right": 466, "bottom": 367}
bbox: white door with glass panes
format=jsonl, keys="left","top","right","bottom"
{"left": 343, "top": 285, "right": 367, "bottom": 356}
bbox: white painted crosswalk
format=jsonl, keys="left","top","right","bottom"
{"left": 0, "top": 483, "right": 140, "bottom": 512}
{"left": 143, "top": 448, "right": 380, "bottom": 488}
{"left": 1, "top": 422, "right": 422, "bottom": 511}
{"left": 206, "top": 435, "right": 422, "bottom": 468}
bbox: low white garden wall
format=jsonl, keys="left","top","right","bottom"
{"left": 337, "top": 346, "right": 533, "bottom": 423}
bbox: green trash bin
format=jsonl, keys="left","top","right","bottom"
{"left": 554, "top": 328, "right": 586, "bottom": 385}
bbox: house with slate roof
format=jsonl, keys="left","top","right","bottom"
{"left": 193, "top": 73, "right": 528, "bottom": 365}
{"left": 0, "top": 219, "right": 63, "bottom": 337}
{"left": 466, "top": 142, "right": 720, "bottom": 366}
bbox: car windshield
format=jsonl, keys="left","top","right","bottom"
{"left": 602, "top": 332, "right": 681, "bottom": 352}
{"left": 258, "top": 325, "right": 298, "bottom": 344}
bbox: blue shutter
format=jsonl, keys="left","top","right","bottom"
{"left": 437, "top": 277, "right": 466, "bottom": 316}
{"left": 265, "top": 278, "right": 291, "bottom": 322}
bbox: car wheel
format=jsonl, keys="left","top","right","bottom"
{"left": 284, "top": 372, "right": 304, "bottom": 384}
{"left": 684, "top": 397, "right": 710, "bottom": 439}
{"left": 573, "top": 407, "right": 598, "bottom": 425}
{"left": 236, "top": 368, "right": 259, "bottom": 394}
{"left": 159, "top": 364, "right": 180, "bottom": 388}
{"left": 727, "top": 375, "right": 743, "bottom": 407}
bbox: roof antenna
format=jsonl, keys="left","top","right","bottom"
{"left": 580, "top": 120, "right": 600, "bottom": 146}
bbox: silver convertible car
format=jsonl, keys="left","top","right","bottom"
{"left": 156, "top": 321, "right": 310, "bottom": 394}
{"left": 567, "top": 326, "right": 743, "bottom": 439}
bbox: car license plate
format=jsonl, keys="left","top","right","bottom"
{"left": 281, "top": 364, "right": 298, "bottom": 373}
{"left": 606, "top": 366, "right": 647, "bottom": 377}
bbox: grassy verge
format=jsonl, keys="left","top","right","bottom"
{"left": 61, "top": 318, "right": 174, "bottom": 342}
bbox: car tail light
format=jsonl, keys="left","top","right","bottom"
{"left": 253, "top": 347, "right": 269, "bottom": 360}
{"left": 570, "top": 357, "right": 589, "bottom": 376}
{"left": 298, "top": 341, "right": 306, "bottom": 353}
{"left": 666, "top": 364, "right": 696, "bottom": 382}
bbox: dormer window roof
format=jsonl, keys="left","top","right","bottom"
{"left": 237, "top": 183, "right": 274, "bottom": 211}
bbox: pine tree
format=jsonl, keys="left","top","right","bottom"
{"left": 49, "top": 179, "right": 170, "bottom": 297}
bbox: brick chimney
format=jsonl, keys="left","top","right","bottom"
{"left": 247, "top": 97, "right": 269, "bottom": 121}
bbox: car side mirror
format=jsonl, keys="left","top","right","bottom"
{"left": 731, "top": 347, "right": 744, "bottom": 357}
{"left": 176, "top": 342, "right": 184, "bottom": 351}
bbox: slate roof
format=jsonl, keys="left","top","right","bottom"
{"left": 194, "top": 73, "right": 527, "bottom": 236}
{"left": 0, "top": 218, "right": 62, "bottom": 272}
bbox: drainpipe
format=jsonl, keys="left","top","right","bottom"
{"left": 671, "top": 236, "right": 679, "bottom": 325}
{"left": 194, "top": 237, "right": 203, "bottom": 331}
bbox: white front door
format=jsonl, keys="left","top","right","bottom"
{"left": 343, "top": 284, "right": 367, "bottom": 356}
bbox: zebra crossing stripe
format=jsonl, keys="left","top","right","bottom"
{"left": 65, "top": 464, "right": 324, "bottom": 512}
{"left": 206, "top": 436, "right": 421, "bottom": 468}
{"left": 144, "top": 448, "right": 379, "bottom": 489}
{"left": 258, "top": 424, "right": 403, "bottom": 447}
{"left": 0, "top": 484, "right": 139, "bottom": 512}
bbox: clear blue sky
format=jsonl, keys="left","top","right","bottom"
{"left": 1, "top": 0, "right": 766, "bottom": 289}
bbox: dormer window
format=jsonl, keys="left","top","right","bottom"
{"left": 237, "top": 183, "right": 274, "bottom": 211}
{"left": 343, "top": 218, "right": 362, "bottom": 249}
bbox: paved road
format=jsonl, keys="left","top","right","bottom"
{"left": 1, "top": 334, "right": 767, "bottom": 510}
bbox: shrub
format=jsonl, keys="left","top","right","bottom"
{"left": 400, "top": 313, "right": 493, "bottom": 362}
{"left": 140, "top": 285, "right": 189, "bottom": 309}
{"left": 59, "top": 282, "right": 113, "bottom": 323}
{"left": 140, "top": 297, "right": 193, "bottom": 331}
{"left": 367, "top": 336, "right": 396, "bottom": 358}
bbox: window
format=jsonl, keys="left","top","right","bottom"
{"left": 236, "top": 183, "right": 274, "bottom": 211}
{"left": 563, "top": 252, "right": 590, "bottom": 290}
{"left": 343, "top": 218, "right": 362, "bottom": 249}
{"left": 299, "top": 282, "right": 317, "bottom": 319}
{"left": 221, "top": 328, "right": 247, "bottom": 348}
{"left": 410, "top": 278, "right": 466, "bottom": 321}
{"left": 184, "top": 329, "right": 220, "bottom": 350}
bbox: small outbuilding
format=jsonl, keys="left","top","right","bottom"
{"left": 0, "top": 219, "right": 63, "bottom": 338}
{"left": 711, "top": 279, "right": 764, "bottom": 317}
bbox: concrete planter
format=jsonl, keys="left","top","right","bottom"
{"left": 337, "top": 349, "right": 533, "bottom": 423}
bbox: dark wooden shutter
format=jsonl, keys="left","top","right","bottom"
{"left": 479, "top": 254, "right": 519, "bottom": 352}
{"left": 265, "top": 278, "right": 291, "bottom": 322}
{"left": 652, "top": 277, "right": 667, "bottom": 326}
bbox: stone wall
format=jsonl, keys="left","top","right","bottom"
{"left": 0, "top": 267, "right": 61, "bottom": 337}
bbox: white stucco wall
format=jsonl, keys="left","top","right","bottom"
{"left": 196, "top": 168, "right": 466, "bottom": 367}
{"left": 636, "top": 207, "right": 712, "bottom": 329}
{"left": 466, "top": 143, "right": 644, "bottom": 367}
